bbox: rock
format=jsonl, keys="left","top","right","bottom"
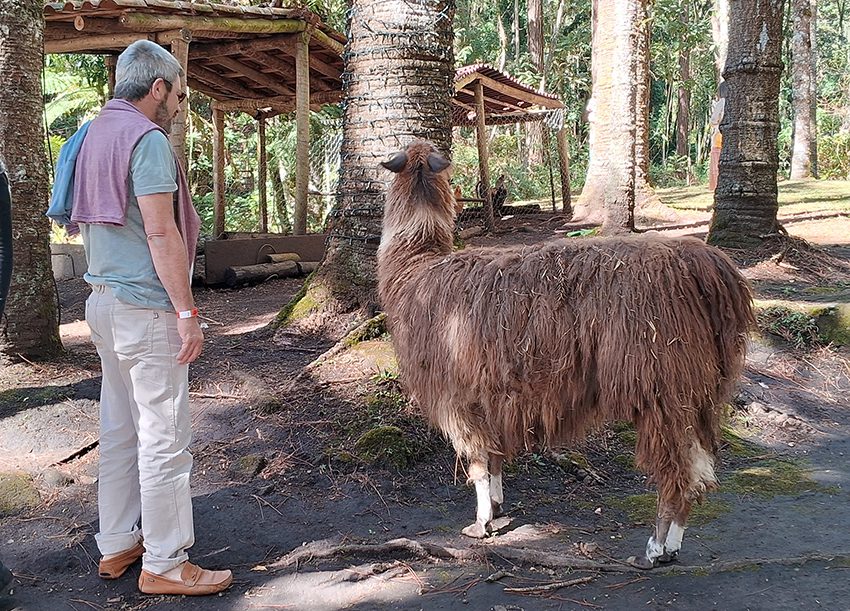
{"left": 42, "top": 468, "right": 74, "bottom": 488}
{"left": 230, "top": 454, "right": 267, "bottom": 479}
{"left": 0, "top": 473, "right": 41, "bottom": 517}
{"left": 748, "top": 402, "right": 768, "bottom": 414}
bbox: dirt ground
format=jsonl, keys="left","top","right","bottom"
{"left": 1, "top": 207, "right": 850, "bottom": 611}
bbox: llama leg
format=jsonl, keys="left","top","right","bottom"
{"left": 488, "top": 452, "right": 504, "bottom": 518}
{"left": 630, "top": 500, "right": 675, "bottom": 570}
{"left": 461, "top": 452, "right": 491, "bottom": 538}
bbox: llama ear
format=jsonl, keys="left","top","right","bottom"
{"left": 381, "top": 152, "right": 408, "bottom": 173}
{"left": 427, "top": 152, "right": 450, "bottom": 173}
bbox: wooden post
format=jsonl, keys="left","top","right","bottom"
{"left": 212, "top": 106, "right": 226, "bottom": 239}
{"left": 474, "top": 81, "right": 494, "bottom": 232}
{"left": 105, "top": 55, "right": 117, "bottom": 99}
{"left": 293, "top": 31, "right": 310, "bottom": 235}
{"left": 556, "top": 127, "right": 572, "bottom": 218}
{"left": 258, "top": 114, "right": 268, "bottom": 233}
{"left": 169, "top": 29, "right": 191, "bottom": 171}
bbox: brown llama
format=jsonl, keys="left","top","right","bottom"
{"left": 376, "top": 140, "right": 754, "bottom": 569}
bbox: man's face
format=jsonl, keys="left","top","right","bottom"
{"left": 153, "top": 77, "right": 185, "bottom": 131}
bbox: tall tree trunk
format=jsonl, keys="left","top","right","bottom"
{"left": 790, "top": 0, "right": 816, "bottom": 179}
{"left": 275, "top": 0, "right": 455, "bottom": 325}
{"left": 712, "top": 0, "right": 730, "bottom": 81}
{"left": 676, "top": 2, "right": 691, "bottom": 161}
{"left": 513, "top": 0, "right": 521, "bottom": 62}
{"left": 575, "top": 0, "right": 642, "bottom": 234}
{"left": 0, "top": 0, "right": 62, "bottom": 360}
{"left": 526, "top": 0, "right": 545, "bottom": 166}
{"left": 707, "top": 0, "right": 785, "bottom": 249}
{"left": 635, "top": 0, "right": 661, "bottom": 209}
{"left": 809, "top": 0, "right": 818, "bottom": 177}
{"left": 497, "top": 9, "right": 508, "bottom": 71}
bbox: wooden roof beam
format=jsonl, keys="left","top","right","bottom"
{"left": 117, "top": 12, "right": 344, "bottom": 55}
{"left": 188, "top": 33, "right": 298, "bottom": 60}
{"left": 45, "top": 32, "right": 150, "bottom": 54}
{"left": 248, "top": 50, "right": 331, "bottom": 92}
{"left": 189, "top": 65, "right": 258, "bottom": 99}
{"left": 213, "top": 56, "right": 295, "bottom": 96}
{"left": 462, "top": 74, "right": 563, "bottom": 110}
{"left": 212, "top": 89, "right": 342, "bottom": 113}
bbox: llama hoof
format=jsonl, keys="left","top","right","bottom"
{"left": 627, "top": 555, "right": 657, "bottom": 570}
{"left": 657, "top": 551, "right": 679, "bottom": 564}
{"left": 461, "top": 522, "right": 488, "bottom": 538}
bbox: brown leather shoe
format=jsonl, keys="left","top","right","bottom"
{"left": 98, "top": 541, "right": 145, "bottom": 579}
{"left": 138, "top": 562, "right": 232, "bottom": 596}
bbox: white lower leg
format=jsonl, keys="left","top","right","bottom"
{"left": 645, "top": 535, "right": 665, "bottom": 563}
{"left": 665, "top": 522, "right": 685, "bottom": 554}
{"left": 474, "top": 477, "right": 493, "bottom": 526}
{"left": 490, "top": 472, "right": 503, "bottom": 507}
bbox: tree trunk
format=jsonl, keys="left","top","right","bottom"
{"left": 676, "top": 2, "right": 691, "bottom": 161}
{"left": 809, "top": 0, "right": 818, "bottom": 177}
{"left": 526, "top": 0, "right": 545, "bottom": 166}
{"left": 575, "top": 0, "right": 642, "bottom": 234}
{"left": 790, "top": 0, "right": 816, "bottom": 179}
{"left": 634, "top": 0, "right": 661, "bottom": 209}
{"left": 276, "top": 0, "right": 455, "bottom": 324}
{"left": 707, "top": 0, "right": 785, "bottom": 249}
{"left": 712, "top": 0, "right": 730, "bottom": 81}
{"left": 0, "top": 0, "right": 62, "bottom": 360}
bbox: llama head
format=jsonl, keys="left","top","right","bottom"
{"left": 379, "top": 140, "right": 456, "bottom": 253}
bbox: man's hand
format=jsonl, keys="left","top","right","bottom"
{"left": 176, "top": 317, "right": 204, "bottom": 364}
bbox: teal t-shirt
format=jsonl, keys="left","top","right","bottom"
{"left": 81, "top": 130, "right": 178, "bottom": 311}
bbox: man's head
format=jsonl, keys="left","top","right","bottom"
{"left": 114, "top": 40, "right": 186, "bottom": 131}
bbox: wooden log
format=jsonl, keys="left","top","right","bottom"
{"left": 214, "top": 55, "right": 295, "bottom": 96}
{"left": 212, "top": 107, "right": 226, "bottom": 239}
{"left": 105, "top": 55, "right": 117, "bottom": 99}
{"left": 45, "top": 33, "right": 150, "bottom": 54}
{"left": 293, "top": 31, "right": 310, "bottom": 235}
{"left": 458, "top": 226, "right": 485, "bottom": 240}
{"left": 224, "top": 260, "right": 317, "bottom": 287}
{"left": 474, "top": 81, "right": 494, "bottom": 232}
{"left": 211, "top": 90, "right": 342, "bottom": 114}
{"left": 119, "top": 12, "right": 307, "bottom": 35}
{"left": 265, "top": 253, "right": 301, "bottom": 263}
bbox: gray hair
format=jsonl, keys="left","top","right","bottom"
{"left": 114, "top": 40, "right": 184, "bottom": 101}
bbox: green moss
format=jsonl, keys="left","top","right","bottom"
{"left": 726, "top": 460, "right": 828, "bottom": 498}
{"left": 612, "top": 453, "right": 636, "bottom": 470}
{"left": 610, "top": 422, "right": 637, "bottom": 446}
{"left": 272, "top": 271, "right": 319, "bottom": 328}
{"left": 0, "top": 473, "right": 41, "bottom": 516}
{"left": 608, "top": 493, "right": 731, "bottom": 526}
{"left": 0, "top": 385, "right": 72, "bottom": 407}
{"left": 343, "top": 313, "right": 389, "bottom": 348}
{"left": 721, "top": 425, "right": 765, "bottom": 458}
{"left": 756, "top": 305, "right": 823, "bottom": 349}
{"left": 253, "top": 393, "right": 286, "bottom": 414}
{"left": 354, "top": 425, "right": 413, "bottom": 470}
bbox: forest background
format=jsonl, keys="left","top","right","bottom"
{"left": 41, "top": 0, "right": 850, "bottom": 238}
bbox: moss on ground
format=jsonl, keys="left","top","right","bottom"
{"left": 0, "top": 385, "right": 73, "bottom": 408}
{"left": 608, "top": 493, "right": 731, "bottom": 526}
{"left": 354, "top": 425, "right": 414, "bottom": 470}
{"left": 725, "top": 459, "right": 833, "bottom": 498}
{"left": 343, "top": 314, "right": 389, "bottom": 348}
{"left": 272, "top": 271, "right": 319, "bottom": 328}
{"left": 721, "top": 425, "right": 766, "bottom": 458}
{"left": 0, "top": 473, "right": 41, "bottom": 516}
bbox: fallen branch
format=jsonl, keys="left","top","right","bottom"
{"left": 269, "top": 536, "right": 850, "bottom": 577}
{"left": 503, "top": 575, "right": 596, "bottom": 593}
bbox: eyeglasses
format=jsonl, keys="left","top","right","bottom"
{"left": 162, "top": 79, "right": 187, "bottom": 104}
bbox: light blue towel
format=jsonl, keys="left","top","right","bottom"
{"left": 46, "top": 121, "right": 91, "bottom": 233}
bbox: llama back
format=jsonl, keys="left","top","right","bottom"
{"left": 381, "top": 234, "right": 753, "bottom": 459}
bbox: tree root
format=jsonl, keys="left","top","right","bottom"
{"left": 270, "top": 536, "right": 850, "bottom": 578}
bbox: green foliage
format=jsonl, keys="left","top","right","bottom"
{"left": 757, "top": 306, "right": 823, "bottom": 349}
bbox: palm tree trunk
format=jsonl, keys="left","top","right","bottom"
{"left": 0, "top": 0, "right": 62, "bottom": 360}
{"left": 275, "top": 0, "right": 455, "bottom": 326}
{"left": 707, "top": 0, "right": 785, "bottom": 249}
{"left": 575, "top": 0, "right": 642, "bottom": 234}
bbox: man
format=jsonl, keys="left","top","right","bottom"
{"left": 69, "top": 40, "right": 231, "bottom": 596}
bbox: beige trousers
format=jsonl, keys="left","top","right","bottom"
{"left": 86, "top": 284, "right": 195, "bottom": 574}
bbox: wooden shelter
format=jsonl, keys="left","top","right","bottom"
{"left": 43, "top": 0, "right": 346, "bottom": 238}
{"left": 452, "top": 64, "right": 569, "bottom": 231}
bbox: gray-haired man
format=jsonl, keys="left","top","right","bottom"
{"left": 67, "top": 40, "right": 231, "bottom": 596}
